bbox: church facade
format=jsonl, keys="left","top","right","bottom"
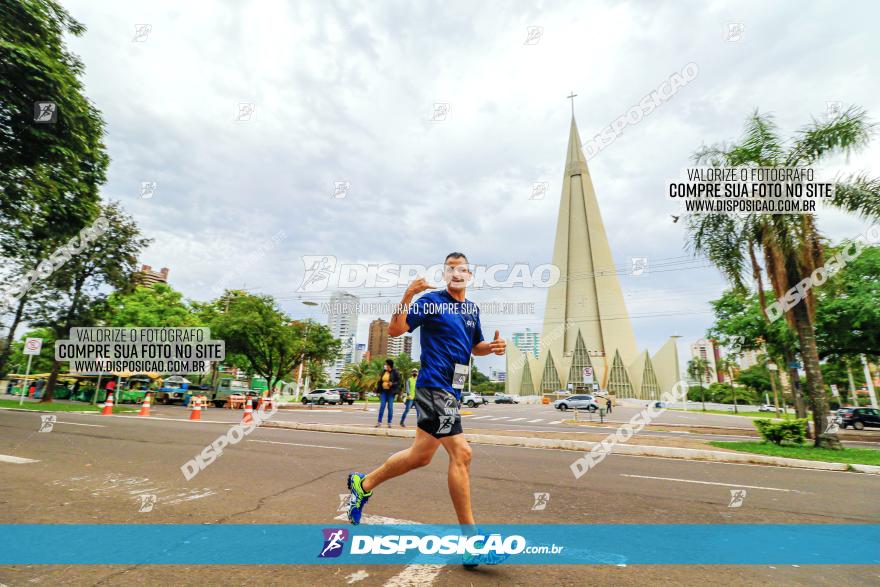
{"left": 505, "top": 115, "right": 681, "bottom": 399}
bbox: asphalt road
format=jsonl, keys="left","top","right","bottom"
{"left": 1, "top": 408, "right": 878, "bottom": 586}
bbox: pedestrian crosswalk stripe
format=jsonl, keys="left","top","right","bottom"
{"left": 508, "top": 417, "right": 526, "bottom": 422}
{"left": 527, "top": 419, "right": 544, "bottom": 423}
{"left": 549, "top": 420, "right": 562, "bottom": 424}
{"left": 490, "top": 417, "right": 510, "bottom": 420}
{"left": 470, "top": 415, "right": 493, "bottom": 420}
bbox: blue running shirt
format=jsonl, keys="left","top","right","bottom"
{"left": 406, "top": 289, "right": 484, "bottom": 398}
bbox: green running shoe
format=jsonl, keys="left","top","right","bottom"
{"left": 346, "top": 472, "right": 372, "bottom": 525}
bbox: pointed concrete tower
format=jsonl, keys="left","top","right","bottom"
{"left": 540, "top": 115, "right": 639, "bottom": 386}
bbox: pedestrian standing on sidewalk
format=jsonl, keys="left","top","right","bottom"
{"left": 605, "top": 397, "right": 612, "bottom": 414}
{"left": 400, "top": 369, "right": 419, "bottom": 426}
{"left": 375, "top": 359, "right": 400, "bottom": 428}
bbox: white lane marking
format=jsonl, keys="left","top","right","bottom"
{"left": 0, "top": 454, "right": 39, "bottom": 464}
{"left": 620, "top": 474, "right": 801, "bottom": 493}
{"left": 56, "top": 421, "right": 104, "bottom": 427}
{"left": 527, "top": 419, "right": 544, "bottom": 423}
{"left": 508, "top": 418, "right": 526, "bottom": 422}
{"left": 334, "top": 513, "right": 443, "bottom": 585}
{"left": 247, "top": 439, "right": 347, "bottom": 450}
{"left": 489, "top": 417, "right": 510, "bottom": 421}
{"left": 470, "top": 415, "right": 493, "bottom": 420}
{"left": 548, "top": 420, "right": 562, "bottom": 425}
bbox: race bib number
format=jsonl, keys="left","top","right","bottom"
{"left": 451, "top": 363, "right": 469, "bottom": 390}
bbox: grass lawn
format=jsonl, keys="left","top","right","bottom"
{"left": 0, "top": 399, "right": 136, "bottom": 413}
{"left": 669, "top": 408, "right": 807, "bottom": 419}
{"left": 708, "top": 440, "right": 880, "bottom": 466}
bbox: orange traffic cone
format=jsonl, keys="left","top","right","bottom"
{"left": 241, "top": 398, "right": 254, "bottom": 424}
{"left": 138, "top": 392, "right": 152, "bottom": 417}
{"left": 188, "top": 396, "right": 201, "bottom": 421}
{"left": 101, "top": 392, "right": 114, "bottom": 416}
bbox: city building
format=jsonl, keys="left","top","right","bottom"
{"left": 690, "top": 339, "right": 721, "bottom": 385}
{"left": 490, "top": 368, "right": 507, "bottom": 383}
{"left": 326, "top": 291, "right": 359, "bottom": 382}
{"left": 387, "top": 333, "right": 412, "bottom": 358}
{"left": 512, "top": 329, "right": 541, "bottom": 358}
{"left": 133, "top": 264, "right": 169, "bottom": 287}
{"left": 738, "top": 349, "right": 762, "bottom": 371}
{"left": 368, "top": 318, "right": 389, "bottom": 359}
{"left": 505, "top": 112, "right": 681, "bottom": 399}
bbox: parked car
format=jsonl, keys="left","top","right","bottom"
{"left": 302, "top": 389, "right": 342, "bottom": 405}
{"left": 838, "top": 407, "right": 880, "bottom": 430}
{"left": 553, "top": 394, "right": 599, "bottom": 412}
{"left": 459, "top": 391, "right": 487, "bottom": 408}
{"left": 331, "top": 387, "right": 358, "bottom": 405}
{"left": 494, "top": 393, "right": 519, "bottom": 404}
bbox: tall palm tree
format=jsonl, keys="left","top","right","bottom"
{"left": 687, "top": 357, "right": 711, "bottom": 411}
{"left": 685, "top": 107, "right": 878, "bottom": 448}
{"left": 716, "top": 356, "right": 740, "bottom": 413}
{"left": 339, "top": 360, "right": 381, "bottom": 400}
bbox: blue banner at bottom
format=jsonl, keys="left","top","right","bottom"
{"left": 0, "top": 524, "right": 877, "bottom": 565}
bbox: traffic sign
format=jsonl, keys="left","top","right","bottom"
{"left": 582, "top": 366, "right": 594, "bottom": 384}
{"left": 24, "top": 337, "right": 42, "bottom": 356}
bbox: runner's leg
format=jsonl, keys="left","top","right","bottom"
{"left": 361, "top": 428, "right": 440, "bottom": 493}
{"left": 439, "top": 434, "right": 475, "bottom": 527}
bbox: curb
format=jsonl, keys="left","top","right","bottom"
{"left": 260, "top": 420, "right": 880, "bottom": 474}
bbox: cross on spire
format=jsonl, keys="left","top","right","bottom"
{"left": 566, "top": 92, "right": 577, "bottom": 116}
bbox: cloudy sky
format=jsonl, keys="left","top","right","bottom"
{"left": 61, "top": 0, "right": 879, "bottom": 373}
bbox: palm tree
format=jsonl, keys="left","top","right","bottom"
{"left": 685, "top": 106, "right": 879, "bottom": 448}
{"left": 716, "top": 356, "right": 740, "bottom": 413}
{"left": 339, "top": 360, "right": 381, "bottom": 401}
{"left": 687, "top": 357, "right": 711, "bottom": 411}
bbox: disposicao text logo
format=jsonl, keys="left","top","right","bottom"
{"left": 319, "top": 528, "right": 349, "bottom": 558}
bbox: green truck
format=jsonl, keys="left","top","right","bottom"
{"left": 210, "top": 377, "right": 263, "bottom": 408}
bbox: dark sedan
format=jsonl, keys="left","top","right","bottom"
{"left": 494, "top": 393, "right": 519, "bottom": 404}
{"left": 838, "top": 407, "right": 880, "bottom": 430}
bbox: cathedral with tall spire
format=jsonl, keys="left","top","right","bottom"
{"left": 505, "top": 109, "right": 681, "bottom": 399}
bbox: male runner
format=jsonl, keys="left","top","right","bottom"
{"left": 346, "top": 252, "right": 506, "bottom": 566}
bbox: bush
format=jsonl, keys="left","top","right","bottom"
{"left": 754, "top": 418, "right": 808, "bottom": 445}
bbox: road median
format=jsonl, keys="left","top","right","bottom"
{"left": 260, "top": 420, "right": 880, "bottom": 474}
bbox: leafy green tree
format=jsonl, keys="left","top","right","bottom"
{"left": 736, "top": 364, "right": 772, "bottom": 395}
{"left": 686, "top": 107, "right": 880, "bottom": 448}
{"left": 105, "top": 283, "right": 197, "bottom": 327}
{"left": 6, "top": 327, "right": 57, "bottom": 375}
{"left": 0, "top": 0, "right": 109, "bottom": 374}
{"left": 211, "top": 291, "right": 340, "bottom": 392}
{"left": 340, "top": 360, "right": 382, "bottom": 400}
{"left": 31, "top": 202, "right": 150, "bottom": 401}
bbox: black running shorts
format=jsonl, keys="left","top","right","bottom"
{"left": 415, "top": 387, "right": 463, "bottom": 438}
